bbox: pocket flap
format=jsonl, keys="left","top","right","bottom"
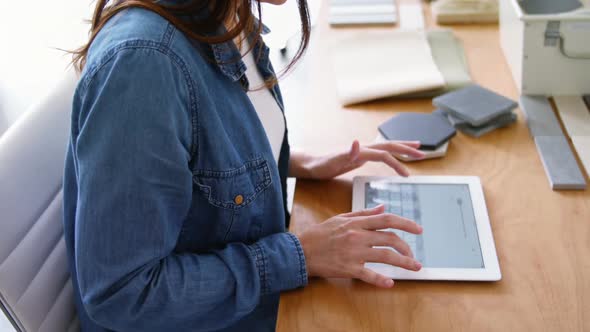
{"left": 193, "top": 158, "right": 272, "bottom": 210}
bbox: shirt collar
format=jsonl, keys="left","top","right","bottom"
{"left": 210, "top": 18, "right": 271, "bottom": 82}
{"left": 153, "top": 1, "right": 271, "bottom": 82}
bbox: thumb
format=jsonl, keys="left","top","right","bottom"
{"left": 341, "top": 204, "right": 385, "bottom": 217}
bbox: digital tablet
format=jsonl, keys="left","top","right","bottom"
{"left": 352, "top": 176, "right": 501, "bottom": 281}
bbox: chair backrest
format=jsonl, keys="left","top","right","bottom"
{"left": 0, "top": 70, "right": 79, "bottom": 332}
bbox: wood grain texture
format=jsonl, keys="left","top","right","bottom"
{"left": 277, "top": 1, "right": 590, "bottom": 331}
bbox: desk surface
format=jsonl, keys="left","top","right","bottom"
{"left": 277, "top": 1, "right": 590, "bottom": 331}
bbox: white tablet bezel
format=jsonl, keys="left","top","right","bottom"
{"left": 352, "top": 176, "right": 501, "bottom": 281}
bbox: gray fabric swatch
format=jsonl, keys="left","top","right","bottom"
{"left": 433, "top": 85, "right": 517, "bottom": 126}
{"left": 519, "top": 95, "right": 564, "bottom": 137}
{"left": 378, "top": 113, "right": 456, "bottom": 150}
{"left": 534, "top": 136, "right": 587, "bottom": 190}
{"left": 427, "top": 30, "right": 472, "bottom": 92}
{"left": 437, "top": 108, "right": 517, "bottom": 137}
{"left": 432, "top": 109, "right": 452, "bottom": 122}
{"left": 449, "top": 111, "right": 514, "bottom": 127}
{"left": 456, "top": 112, "right": 517, "bottom": 137}
{"left": 401, "top": 30, "right": 472, "bottom": 99}
{"left": 445, "top": 112, "right": 469, "bottom": 126}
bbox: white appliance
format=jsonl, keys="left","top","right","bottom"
{"left": 500, "top": 0, "right": 590, "bottom": 95}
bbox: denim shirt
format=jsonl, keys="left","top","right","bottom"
{"left": 62, "top": 8, "right": 307, "bottom": 332}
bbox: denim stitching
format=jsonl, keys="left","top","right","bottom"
{"left": 193, "top": 157, "right": 266, "bottom": 178}
{"left": 248, "top": 243, "right": 268, "bottom": 294}
{"left": 211, "top": 42, "right": 247, "bottom": 82}
{"left": 259, "top": 243, "right": 269, "bottom": 294}
{"left": 81, "top": 39, "right": 160, "bottom": 90}
{"left": 287, "top": 233, "right": 308, "bottom": 287}
{"left": 77, "top": 36, "right": 199, "bottom": 162}
{"left": 159, "top": 23, "right": 174, "bottom": 52}
{"left": 192, "top": 157, "right": 272, "bottom": 210}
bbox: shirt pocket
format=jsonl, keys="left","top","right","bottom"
{"left": 193, "top": 157, "right": 272, "bottom": 210}
{"left": 189, "top": 157, "right": 273, "bottom": 244}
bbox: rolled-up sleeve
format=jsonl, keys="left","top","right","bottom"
{"left": 72, "top": 47, "right": 307, "bottom": 332}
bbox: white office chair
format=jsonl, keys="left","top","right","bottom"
{"left": 0, "top": 69, "right": 80, "bottom": 332}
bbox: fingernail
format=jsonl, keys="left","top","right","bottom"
{"left": 385, "top": 279, "right": 394, "bottom": 287}
{"left": 415, "top": 261, "right": 422, "bottom": 270}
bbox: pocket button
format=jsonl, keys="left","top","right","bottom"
{"left": 234, "top": 194, "right": 244, "bottom": 205}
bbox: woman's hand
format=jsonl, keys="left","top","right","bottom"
{"left": 297, "top": 205, "right": 423, "bottom": 288}
{"left": 290, "top": 140, "right": 425, "bottom": 180}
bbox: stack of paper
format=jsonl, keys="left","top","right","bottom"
{"left": 332, "top": 30, "right": 446, "bottom": 106}
{"left": 330, "top": 0, "right": 398, "bottom": 26}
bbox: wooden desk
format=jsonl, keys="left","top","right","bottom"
{"left": 277, "top": 1, "right": 590, "bottom": 331}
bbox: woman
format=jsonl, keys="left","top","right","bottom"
{"left": 63, "top": 0, "right": 425, "bottom": 331}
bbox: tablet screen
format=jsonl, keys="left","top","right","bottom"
{"left": 365, "top": 181, "right": 484, "bottom": 268}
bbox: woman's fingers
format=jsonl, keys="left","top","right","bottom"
{"left": 300, "top": 206, "right": 424, "bottom": 288}
{"left": 364, "top": 230, "right": 414, "bottom": 258}
{"left": 357, "top": 148, "right": 410, "bottom": 177}
{"left": 369, "top": 142, "right": 425, "bottom": 159}
{"left": 357, "top": 268, "right": 395, "bottom": 288}
{"left": 393, "top": 141, "right": 421, "bottom": 148}
{"left": 352, "top": 213, "right": 423, "bottom": 234}
{"left": 341, "top": 204, "right": 385, "bottom": 218}
{"left": 364, "top": 248, "right": 422, "bottom": 271}
{"left": 348, "top": 140, "right": 362, "bottom": 162}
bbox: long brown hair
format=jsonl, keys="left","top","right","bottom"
{"left": 72, "top": 0, "right": 311, "bottom": 83}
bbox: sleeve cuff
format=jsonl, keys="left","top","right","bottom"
{"left": 249, "top": 232, "right": 308, "bottom": 295}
